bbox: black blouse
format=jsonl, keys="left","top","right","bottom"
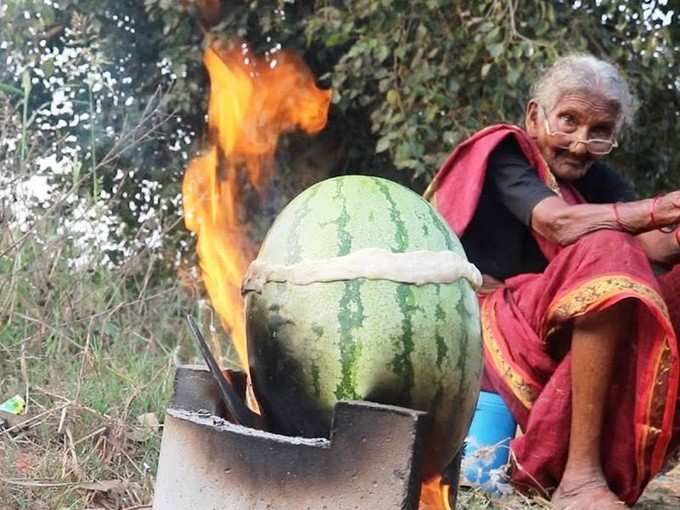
{"left": 460, "top": 136, "right": 637, "bottom": 280}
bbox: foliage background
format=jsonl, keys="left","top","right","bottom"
{"left": 1, "top": 0, "right": 679, "bottom": 508}
{"left": 143, "top": 0, "right": 680, "bottom": 193}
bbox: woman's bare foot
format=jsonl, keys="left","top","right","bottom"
{"left": 551, "top": 470, "right": 626, "bottom": 510}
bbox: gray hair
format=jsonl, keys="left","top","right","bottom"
{"left": 531, "top": 54, "right": 638, "bottom": 132}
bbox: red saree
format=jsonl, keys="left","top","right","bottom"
{"left": 428, "top": 125, "right": 680, "bottom": 504}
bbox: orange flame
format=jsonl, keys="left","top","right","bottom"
{"left": 182, "top": 40, "right": 452, "bottom": 510}
{"left": 419, "top": 475, "right": 453, "bottom": 510}
{"left": 182, "top": 41, "right": 331, "bottom": 369}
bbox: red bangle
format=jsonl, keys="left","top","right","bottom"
{"left": 650, "top": 195, "right": 664, "bottom": 226}
{"left": 612, "top": 203, "right": 626, "bottom": 231}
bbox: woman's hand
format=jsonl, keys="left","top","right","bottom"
{"left": 637, "top": 226, "right": 680, "bottom": 267}
{"left": 531, "top": 196, "right": 617, "bottom": 245}
{"left": 648, "top": 191, "right": 680, "bottom": 229}
{"left": 531, "top": 191, "right": 680, "bottom": 247}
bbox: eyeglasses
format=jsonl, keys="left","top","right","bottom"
{"left": 540, "top": 106, "right": 618, "bottom": 155}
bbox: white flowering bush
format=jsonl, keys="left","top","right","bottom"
{"left": 0, "top": 0, "right": 198, "bottom": 271}
{"left": 0, "top": 6, "right": 209, "bottom": 507}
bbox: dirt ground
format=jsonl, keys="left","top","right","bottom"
{"left": 457, "top": 462, "right": 680, "bottom": 509}
{"left": 636, "top": 463, "right": 680, "bottom": 509}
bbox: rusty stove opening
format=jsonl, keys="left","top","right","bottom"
{"left": 153, "top": 365, "right": 462, "bottom": 510}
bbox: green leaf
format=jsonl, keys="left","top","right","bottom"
{"left": 479, "top": 21, "right": 494, "bottom": 33}
{"left": 396, "top": 158, "right": 419, "bottom": 169}
{"left": 507, "top": 65, "right": 522, "bottom": 85}
{"left": 443, "top": 131, "right": 459, "bottom": 146}
{"left": 448, "top": 78, "right": 460, "bottom": 93}
{"left": 0, "top": 82, "right": 23, "bottom": 97}
{"left": 485, "top": 26, "right": 501, "bottom": 42}
{"left": 325, "top": 32, "right": 350, "bottom": 47}
{"left": 481, "top": 62, "right": 492, "bottom": 78}
{"left": 487, "top": 43, "right": 504, "bottom": 59}
{"left": 376, "top": 136, "right": 392, "bottom": 153}
{"left": 376, "top": 44, "right": 390, "bottom": 63}
{"left": 386, "top": 89, "right": 400, "bottom": 106}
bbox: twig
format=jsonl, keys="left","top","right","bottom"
{"left": 57, "top": 407, "right": 67, "bottom": 435}
{"left": 0, "top": 401, "right": 70, "bottom": 435}
{"left": 72, "top": 403, "right": 111, "bottom": 421}
{"left": 104, "top": 437, "right": 145, "bottom": 478}
{"left": 12, "top": 313, "right": 82, "bottom": 351}
{"left": 505, "top": 0, "right": 555, "bottom": 50}
{"left": 508, "top": 449, "right": 551, "bottom": 500}
{"left": 88, "top": 85, "right": 97, "bottom": 197}
{"left": 12, "top": 286, "right": 178, "bottom": 331}
{"left": 32, "top": 385, "right": 71, "bottom": 402}
{"left": 64, "top": 426, "right": 83, "bottom": 479}
{"left": 136, "top": 254, "right": 157, "bottom": 315}
{"left": 121, "top": 357, "right": 172, "bottom": 421}
{"left": 72, "top": 426, "right": 108, "bottom": 447}
{"left": 20, "top": 336, "right": 29, "bottom": 412}
{"left": 0, "top": 478, "right": 77, "bottom": 488}
{"left": 0, "top": 86, "right": 175, "bottom": 261}
{"left": 94, "top": 87, "right": 175, "bottom": 171}
{"left": 41, "top": 24, "right": 64, "bottom": 41}
{"left": 74, "top": 325, "right": 93, "bottom": 405}
{"left": 0, "top": 172, "right": 91, "bottom": 258}
{"left": 60, "top": 426, "right": 108, "bottom": 481}
{"left": 132, "top": 330, "right": 173, "bottom": 357}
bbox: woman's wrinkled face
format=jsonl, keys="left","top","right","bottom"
{"left": 525, "top": 92, "right": 620, "bottom": 182}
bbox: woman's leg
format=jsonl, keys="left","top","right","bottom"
{"left": 552, "top": 300, "right": 634, "bottom": 509}
{"left": 483, "top": 230, "right": 677, "bottom": 502}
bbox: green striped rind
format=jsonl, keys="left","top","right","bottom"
{"left": 259, "top": 175, "right": 465, "bottom": 263}
{"left": 247, "top": 176, "right": 482, "bottom": 474}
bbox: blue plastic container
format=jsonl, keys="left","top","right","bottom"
{"left": 462, "top": 391, "right": 516, "bottom": 493}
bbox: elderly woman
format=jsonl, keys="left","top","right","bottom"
{"left": 427, "top": 54, "right": 680, "bottom": 509}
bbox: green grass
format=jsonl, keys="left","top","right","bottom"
{"left": 0, "top": 211, "right": 206, "bottom": 509}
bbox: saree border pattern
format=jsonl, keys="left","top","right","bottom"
{"left": 481, "top": 294, "right": 540, "bottom": 409}
{"left": 545, "top": 273, "right": 677, "bottom": 494}
{"left": 546, "top": 274, "right": 669, "bottom": 323}
{"left": 638, "top": 336, "right": 675, "bottom": 490}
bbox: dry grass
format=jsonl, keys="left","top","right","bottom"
{"left": 0, "top": 223, "right": 196, "bottom": 509}
{"left": 0, "top": 146, "right": 238, "bottom": 509}
{"left": 0, "top": 83, "right": 202, "bottom": 507}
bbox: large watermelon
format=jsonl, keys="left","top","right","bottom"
{"left": 244, "top": 175, "right": 482, "bottom": 476}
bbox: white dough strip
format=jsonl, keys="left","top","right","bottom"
{"left": 242, "top": 247, "right": 482, "bottom": 294}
